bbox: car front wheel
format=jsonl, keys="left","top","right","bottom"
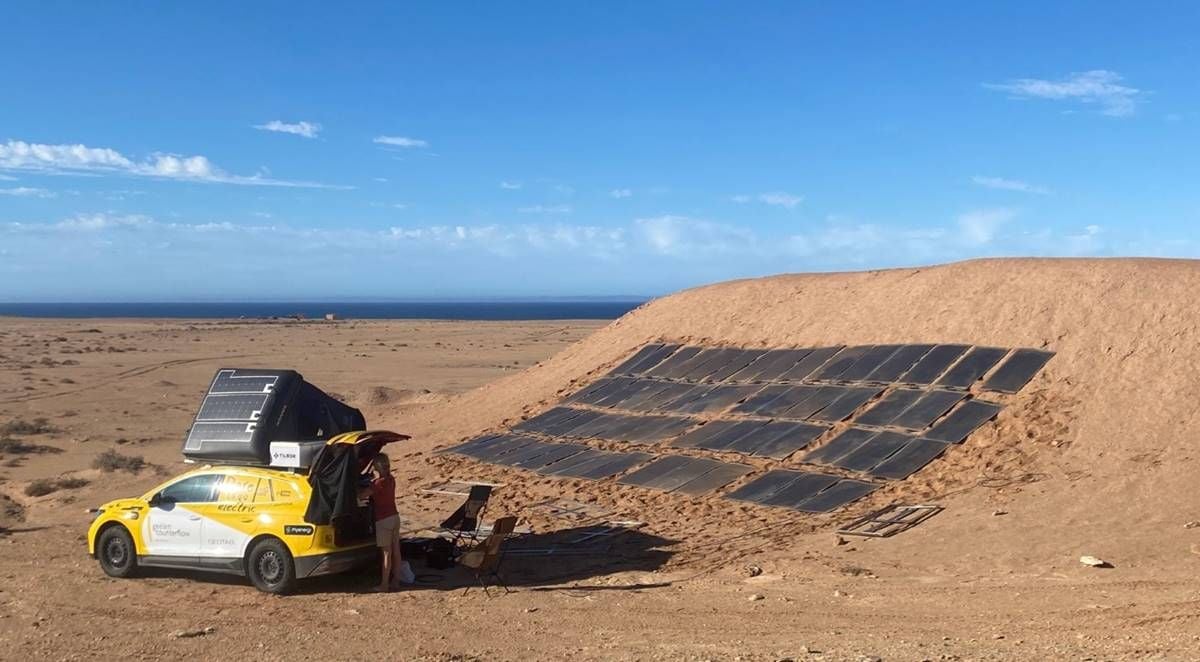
{"left": 97, "top": 525, "right": 138, "bottom": 578}
{"left": 246, "top": 538, "right": 297, "bottom": 595}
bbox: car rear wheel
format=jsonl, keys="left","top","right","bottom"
{"left": 247, "top": 538, "right": 297, "bottom": 595}
{"left": 97, "top": 525, "right": 138, "bottom": 578}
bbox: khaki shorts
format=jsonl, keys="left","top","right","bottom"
{"left": 375, "top": 514, "right": 400, "bottom": 548}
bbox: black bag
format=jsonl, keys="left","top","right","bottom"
{"left": 425, "top": 538, "right": 455, "bottom": 570}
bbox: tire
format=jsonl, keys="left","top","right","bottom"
{"left": 246, "top": 538, "right": 297, "bottom": 595}
{"left": 96, "top": 525, "right": 138, "bottom": 578}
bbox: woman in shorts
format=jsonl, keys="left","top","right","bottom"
{"left": 362, "top": 454, "right": 403, "bottom": 592}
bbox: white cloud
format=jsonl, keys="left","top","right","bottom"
{"left": 0, "top": 186, "right": 55, "bottom": 198}
{"left": 957, "top": 208, "right": 1017, "bottom": 245}
{"left": 253, "top": 120, "right": 321, "bottom": 139}
{"left": 972, "top": 176, "right": 1050, "bottom": 195}
{"left": 500, "top": 181, "right": 522, "bottom": 190}
{"left": 0, "top": 140, "right": 345, "bottom": 188}
{"left": 518, "top": 204, "right": 572, "bottom": 214}
{"left": 984, "top": 70, "right": 1143, "bottom": 117}
{"left": 609, "top": 188, "right": 633, "bottom": 199}
{"left": 635, "top": 215, "right": 758, "bottom": 257}
{"left": 731, "top": 191, "right": 803, "bottom": 209}
{"left": 373, "top": 136, "right": 428, "bottom": 148}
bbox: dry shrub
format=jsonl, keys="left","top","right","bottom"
{"left": 92, "top": 450, "right": 145, "bottom": 473}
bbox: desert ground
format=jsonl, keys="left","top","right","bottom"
{"left": 4, "top": 259, "right": 1200, "bottom": 661}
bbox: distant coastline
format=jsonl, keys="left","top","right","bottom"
{"left": 0, "top": 300, "right": 647, "bottom": 321}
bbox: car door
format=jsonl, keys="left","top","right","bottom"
{"left": 141, "top": 473, "right": 221, "bottom": 559}
{"left": 193, "top": 474, "right": 261, "bottom": 561}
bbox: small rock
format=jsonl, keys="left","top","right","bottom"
{"left": 992, "top": 633, "right": 1005, "bottom": 640}
{"left": 746, "top": 565, "right": 763, "bottom": 577}
{"left": 1185, "top": 521, "right": 1199, "bottom": 529}
{"left": 835, "top": 536, "right": 849, "bottom": 546}
{"left": 344, "top": 609, "right": 360, "bottom": 616}
{"left": 858, "top": 656, "right": 882, "bottom": 662}
{"left": 1079, "top": 555, "right": 1112, "bottom": 568}
{"left": 524, "top": 607, "right": 539, "bottom": 613}
{"left": 992, "top": 510, "right": 1008, "bottom": 516}
{"left": 170, "top": 626, "right": 215, "bottom": 639}
{"left": 749, "top": 593, "right": 765, "bottom": 601}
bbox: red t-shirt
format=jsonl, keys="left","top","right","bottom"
{"left": 371, "top": 474, "right": 398, "bottom": 521}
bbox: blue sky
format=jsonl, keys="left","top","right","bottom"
{"left": 2, "top": 2, "right": 1198, "bottom": 300}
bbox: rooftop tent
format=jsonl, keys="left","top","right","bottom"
{"left": 182, "top": 368, "right": 366, "bottom": 466}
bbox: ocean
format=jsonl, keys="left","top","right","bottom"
{"left": 0, "top": 300, "right": 646, "bottom": 321}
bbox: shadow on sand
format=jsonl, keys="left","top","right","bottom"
{"left": 135, "top": 524, "right": 679, "bottom": 596}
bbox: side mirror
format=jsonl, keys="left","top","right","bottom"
{"left": 149, "top": 493, "right": 173, "bottom": 509}
{"left": 148, "top": 493, "right": 161, "bottom": 508}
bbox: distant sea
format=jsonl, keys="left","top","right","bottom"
{"left": 0, "top": 300, "right": 646, "bottom": 321}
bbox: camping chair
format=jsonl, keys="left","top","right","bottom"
{"left": 439, "top": 484, "right": 493, "bottom": 549}
{"left": 459, "top": 515, "right": 517, "bottom": 596}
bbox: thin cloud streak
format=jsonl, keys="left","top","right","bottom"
{"left": 984, "top": 70, "right": 1143, "bottom": 117}
{"left": 253, "top": 120, "right": 321, "bottom": 138}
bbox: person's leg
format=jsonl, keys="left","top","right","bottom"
{"left": 378, "top": 547, "right": 393, "bottom": 592}
{"left": 390, "top": 530, "right": 406, "bottom": 586}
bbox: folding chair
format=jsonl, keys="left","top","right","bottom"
{"left": 439, "top": 484, "right": 493, "bottom": 549}
{"left": 459, "top": 515, "right": 517, "bottom": 596}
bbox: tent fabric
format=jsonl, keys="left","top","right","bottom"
{"left": 304, "top": 443, "right": 359, "bottom": 525}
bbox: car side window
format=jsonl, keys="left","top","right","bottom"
{"left": 215, "top": 476, "right": 258, "bottom": 503}
{"left": 158, "top": 474, "right": 221, "bottom": 504}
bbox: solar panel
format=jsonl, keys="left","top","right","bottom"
{"left": 810, "top": 345, "right": 874, "bottom": 381}
{"left": 195, "top": 393, "right": 271, "bottom": 422}
{"left": 982, "top": 348, "right": 1054, "bottom": 393}
{"left": 679, "top": 348, "right": 745, "bottom": 381}
{"left": 726, "top": 421, "right": 829, "bottom": 459}
{"left": 491, "top": 440, "right": 560, "bottom": 466}
{"left": 184, "top": 422, "right": 256, "bottom": 446}
{"left": 801, "top": 427, "right": 876, "bottom": 465}
{"left": 836, "top": 345, "right": 903, "bottom": 382}
{"left": 537, "top": 448, "right": 607, "bottom": 475}
{"left": 809, "top": 386, "right": 883, "bottom": 422}
{"left": 936, "top": 347, "right": 1009, "bottom": 389}
{"left": 672, "top": 420, "right": 744, "bottom": 448}
{"left": 566, "top": 377, "right": 626, "bottom": 405}
{"left": 748, "top": 385, "right": 824, "bottom": 417}
{"left": 513, "top": 407, "right": 579, "bottom": 433}
{"left": 590, "top": 413, "right": 665, "bottom": 441}
{"left": 624, "top": 343, "right": 682, "bottom": 375}
{"left": 725, "top": 470, "right": 807, "bottom": 503}
{"left": 672, "top": 385, "right": 762, "bottom": 414}
{"left": 778, "top": 346, "right": 844, "bottom": 381}
{"left": 208, "top": 369, "right": 281, "bottom": 394}
{"left": 541, "top": 409, "right": 606, "bottom": 436}
{"left": 561, "top": 413, "right": 636, "bottom": 439}
{"left": 868, "top": 437, "right": 949, "bottom": 479}
{"left": 619, "top": 415, "right": 698, "bottom": 444}
{"left": 794, "top": 479, "right": 877, "bottom": 513}
{"left": 610, "top": 343, "right": 667, "bottom": 375}
{"left": 831, "top": 430, "right": 912, "bottom": 472}
{"left": 623, "top": 457, "right": 731, "bottom": 492}
{"left": 781, "top": 385, "right": 849, "bottom": 420}
{"left": 674, "top": 462, "right": 754, "bottom": 496}
{"left": 655, "top": 347, "right": 722, "bottom": 379}
{"left": 592, "top": 378, "right": 661, "bottom": 408}
{"left": 733, "top": 348, "right": 812, "bottom": 382}
{"left": 646, "top": 346, "right": 703, "bottom": 377}
{"left": 705, "top": 349, "right": 769, "bottom": 382}
{"left": 515, "top": 444, "right": 589, "bottom": 470}
{"left": 563, "top": 451, "right": 654, "bottom": 480}
{"left": 442, "top": 433, "right": 504, "bottom": 456}
{"left": 466, "top": 435, "right": 542, "bottom": 461}
{"left": 729, "top": 384, "right": 792, "bottom": 414}
{"left": 654, "top": 384, "right": 714, "bottom": 412}
{"left": 900, "top": 344, "right": 970, "bottom": 384}
{"left": 625, "top": 382, "right": 697, "bottom": 412}
{"left": 924, "top": 399, "right": 1002, "bottom": 443}
{"left": 889, "top": 390, "right": 966, "bottom": 430}
{"left": 852, "top": 388, "right": 925, "bottom": 427}
{"left": 864, "top": 344, "right": 935, "bottom": 382}
{"left": 758, "top": 472, "right": 842, "bottom": 508}
{"left": 616, "top": 455, "right": 694, "bottom": 487}
{"left": 689, "top": 419, "right": 772, "bottom": 451}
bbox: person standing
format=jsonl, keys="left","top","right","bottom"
{"left": 361, "top": 454, "right": 403, "bottom": 592}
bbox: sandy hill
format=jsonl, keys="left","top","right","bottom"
{"left": 389, "top": 257, "right": 1200, "bottom": 574}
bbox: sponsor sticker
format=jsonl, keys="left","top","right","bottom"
{"left": 284, "top": 525, "right": 314, "bottom": 536}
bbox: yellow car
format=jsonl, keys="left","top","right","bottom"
{"left": 87, "top": 431, "right": 406, "bottom": 594}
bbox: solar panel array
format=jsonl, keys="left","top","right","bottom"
{"left": 446, "top": 342, "right": 1053, "bottom": 514}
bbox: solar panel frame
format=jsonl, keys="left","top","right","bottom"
{"left": 924, "top": 399, "right": 1003, "bottom": 443}
{"left": 852, "top": 388, "right": 926, "bottom": 427}
{"left": 868, "top": 437, "right": 949, "bottom": 479}
{"left": 831, "top": 430, "right": 913, "bottom": 472}
{"left": 794, "top": 479, "right": 877, "bottom": 513}
{"left": 778, "top": 346, "right": 845, "bottom": 381}
{"left": 981, "top": 348, "right": 1054, "bottom": 393}
{"left": 808, "top": 386, "right": 883, "bottom": 422}
{"left": 836, "top": 345, "right": 904, "bottom": 382}
{"left": 889, "top": 390, "right": 967, "bottom": 430}
{"left": 936, "top": 346, "right": 1009, "bottom": 389}
{"left": 899, "top": 344, "right": 970, "bottom": 385}
{"left": 864, "top": 344, "right": 936, "bottom": 382}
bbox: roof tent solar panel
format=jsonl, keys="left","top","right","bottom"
{"left": 778, "top": 346, "right": 845, "bottom": 381}
{"left": 924, "top": 399, "right": 1003, "bottom": 443}
{"left": 705, "top": 349, "right": 769, "bottom": 382}
{"left": 900, "top": 344, "right": 970, "bottom": 385}
{"left": 836, "top": 345, "right": 903, "bottom": 382}
{"left": 645, "top": 345, "right": 703, "bottom": 377}
{"left": 674, "top": 462, "right": 754, "bottom": 496}
{"left": 982, "top": 348, "right": 1054, "bottom": 393}
{"left": 195, "top": 393, "right": 272, "bottom": 422}
{"left": 672, "top": 420, "right": 743, "bottom": 448}
{"left": 802, "top": 427, "right": 876, "bottom": 465}
{"left": 729, "top": 421, "right": 829, "bottom": 459}
{"left": 759, "top": 472, "right": 843, "bottom": 508}
{"left": 653, "top": 347, "right": 718, "bottom": 379}
{"left": 748, "top": 385, "right": 823, "bottom": 417}
{"left": 832, "top": 430, "right": 912, "bottom": 472}
{"left": 620, "top": 415, "right": 698, "bottom": 443}
{"left": 853, "top": 389, "right": 925, "bottom": 427}
{"left": 679, "top": 348, "right": 744, "bottom": 381}
{"left": 691, "top": 419, "right": 772, "bottom": 451}
{"left": 610, "top": 343, "right": 667, "bottom": 375}
{"left": 936, "top": 346, "right": 1009, "bottom": 389}
{"left": 782, "top": 385, "right": 850, "bottom": 420}
{"left": 624, "top": 343, "right": 683, "bottom": 375}
{"left": 537, "top": 448, "right": 606, "bottom": 475}
{"left": 794, "top": 480, "right": 877, "bottom": 513}
{"left": 208, "top": 370, "right": 281, "bottom": 394}
{"left": 565, "top": 451, "right": 654, "bottom": 480}
{"left": 541, "top": 409, "right": 606, "bottom": 436}
{"left": 864, "top": 344, "right": 936, "bottom": 382}
{"left": 890, "top": 390, "right": 966, "bottom": 430}
{"left": 733, "top": 348, "right": 812, "bottom": 382}
{"left": 809, "top": 386, "right": 883, "bottom": 422}
{"left": 725, "top": 470, "right": 807, "bottom": 503}
{"left": 810, "top": 345, "right": 875, "bottom": 381}
{"left": 673, "top": 385, "right": 762, "bottom": 414}
{"left": 869, "top": 437, "right": 949, "bottom": 479}
{"left": 729, "top": 384, "right": 792, "bottom": 415}
{"left": 625, "top": 457, "right": 729, "bottom": 492}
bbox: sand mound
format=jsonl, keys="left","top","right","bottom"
{"left": 359, "top": 385, "right": 436, "bottom": 407}
{"left": 382, "top": 258, "right": 1200, "bottom": 572}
